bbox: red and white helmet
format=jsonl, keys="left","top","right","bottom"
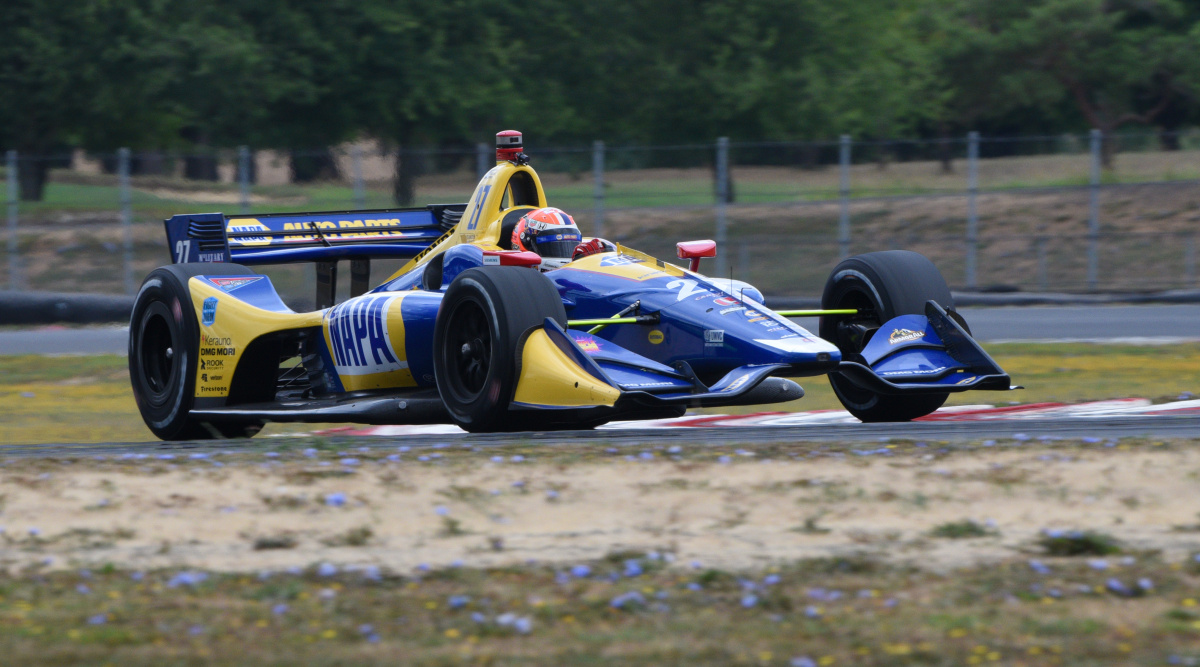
{"left": 511, "top": 207, "right": 582, "bottom": 269}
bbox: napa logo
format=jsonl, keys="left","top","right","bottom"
{"left": 325, "top": 296, "right": 407, "bottom": 375}
{"left": 201, "top": 297, "right": 218, "bottom": 326}
{"left": 225, "top": 219, "right": 272, "bottom": 247}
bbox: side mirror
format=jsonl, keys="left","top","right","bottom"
{"left": 676, "top": 240, "right": 717, "bottom": 273}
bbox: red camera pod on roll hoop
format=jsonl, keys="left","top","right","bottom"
{"left": 677, "top": 240, "right": 717, "bottom": 273}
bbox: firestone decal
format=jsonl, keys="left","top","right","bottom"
{"left": 888, "top": 329, "right": 925, "bottom": 345}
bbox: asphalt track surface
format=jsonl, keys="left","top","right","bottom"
{"left": 4, "top": 415, "right": 1200, "bottom": 460}
{"left": 2, "top": 304, "right": 1197, "bottom": 456}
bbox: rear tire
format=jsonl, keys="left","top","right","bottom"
{"left": 433, "top": 267, "right": 567, "bottom": 432}
{"left": 129, "top": 263, "right": 264, "bottom": 440}
{"left": 819, "top": 250, "right": 956, "bottom": 422}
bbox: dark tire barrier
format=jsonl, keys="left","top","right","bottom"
{"left": 0, "top": 290, "right": 134, "bottom": 325}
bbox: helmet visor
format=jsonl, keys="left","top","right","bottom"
{"left": 533, "top": 230, "right": 581, "bottom": 258}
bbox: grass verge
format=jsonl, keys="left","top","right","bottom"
{"left": 2, "top": 555, "right": 1199, "bottom": 665}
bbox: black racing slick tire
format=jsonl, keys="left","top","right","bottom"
{"left": 129, "top": 263, "right": 263, "bottom": 440}
{"left": 432, "top": 267, "right": 567, "bottom": 433}
{"left": 819, "top": 250, "right": 959, "bottom": 423}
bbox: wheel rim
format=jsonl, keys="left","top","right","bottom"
{"left": 826, "top": 284, "right": 881, "bottom": 405}
{"left": 139, "top": 303, "right": 179, "bottom": 407}
{"left": 828, "top": 286, "right": 880, "bottom": 355}
{"left": 442, "top": 297, "right": 492, "bottom": 401}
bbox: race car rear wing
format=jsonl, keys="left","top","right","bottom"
{"left": 164, "top": 205, "right": 465, "bottom": 308}
{"left": 164, "top": 206, "right": 465, "bottom": 266}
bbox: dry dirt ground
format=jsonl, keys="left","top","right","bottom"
{"left": 4, "top": 438, "right": 1200, "bottom": 577}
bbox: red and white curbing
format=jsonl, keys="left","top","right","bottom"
{"left": 304, "top": 398, "right": 1200, "bottom": 437}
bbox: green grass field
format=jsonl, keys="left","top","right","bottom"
{"left": 2, "top": 550, "right": 1197, "bottom": 665}
{"left": 2, "top": 342, "right": 1198, "bottom": 445}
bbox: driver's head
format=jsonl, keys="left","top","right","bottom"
{"left": 511, "top": 207, "right": 582, "bottom": 269}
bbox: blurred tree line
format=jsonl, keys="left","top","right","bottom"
{"left": 2, "top": 0, "right": 1199, "bottom": 201}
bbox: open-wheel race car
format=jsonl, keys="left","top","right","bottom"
{"left": 129, "top": 130, "right": 1015, "bottom": 440}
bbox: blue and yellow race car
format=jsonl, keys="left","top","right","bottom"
{"left": 129, "top": 131, "right": 1014, "bottom": 440}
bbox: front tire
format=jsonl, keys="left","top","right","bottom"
{"left": 819, "top": 250, "right": 957, "bottom": 422}
{"left": 432, "top": 267, "right": 567, "bottom": 432}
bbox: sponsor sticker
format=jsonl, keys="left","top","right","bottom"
{"left": 201, "top": 297, "right": 218, "bottom": 326}
{"left": 599, "top": 254, "right": 644, "bottom": 267}
{"left": 483, "top": 255, "right": 500, "bottom": 265}
{"left": 576, "top": 337, "right": 600, "bottom": 353}
{"left": 199, "top": 358, "right": 224, "bottom": 370}
{"left": 207, "top": 276, "right": 264, "bottom": 292}
{"left": 880, "top": 367, "right": 947, "bottom": 376}
{"left": 224, "top": 220, "right": 271, "bottom": 247}
{"left": 719, "top": 306, "right": 745, "bottom": 315}
{"left": 648, "top": 329, "right": 664, "bottom": 345}
{"left": 325, "top": 296, "right": 408, "bottom": 376}
{"left": 704, "top": 329, "right": 724, "bottom": 346}
{"left": 200, "top": 334, "right": 236, "bottom": 356}
{"left": 888, "top": 329, "right": 924, "bottom": 345}
{"left": 725, "top": 375, "right": 751, "bottom": 392}
{"left": 713, "top": 296, "right": 738, "bottom": 307}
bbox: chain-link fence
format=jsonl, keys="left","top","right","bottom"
{"left": 3, "top": 131, "right": 1198, "bottom": 309}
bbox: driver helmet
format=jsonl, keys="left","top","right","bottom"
{"left": 511, "top": 207, "right": 582, "bottom": 269}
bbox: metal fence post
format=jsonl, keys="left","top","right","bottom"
{"left": 6, "top": 150, "right": 18, "bottom": 290}
{"left": 238, "top": 145, "right": 251, "bottom": 215}
{"left": 715, "top": 137, "right": 729, "bottom": 276}
{"left": 592, "top": 140, "right": 605, "bottom": 238}
{"left": 1186, "top": 234, "right": 1196, "bottom": 287}
{"left": 351, "top": 145, "right": 365, "bottom": 210}
{"left": 1037, "top": 236, "right": 1048, "bottom": 292}
{"left": 1087, "top": 129, "right": 1101, "bottom": 290}
{"left": 838, "top": 135, "right": 851, "bottom": 260}
{"left": 476, "top": 143, "right": 490, "bottom": 181}
{"left": 966, "top": 131, "right": 979, "bottom": 289}
{"left": 119, "top": 148, "right": 134, "bottom": 295}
